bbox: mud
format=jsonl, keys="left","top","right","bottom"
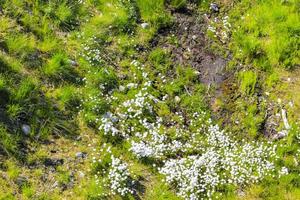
{"left": 156, "top": 3, "right": 229, "bottom": 109}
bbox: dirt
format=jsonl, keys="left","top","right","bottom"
{"left": 155, "top": 3, "right": 229, "bottom": 114}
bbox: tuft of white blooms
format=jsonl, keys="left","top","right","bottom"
{"left": 159, "top": 125, "right": 277, "bottom": 200}
{"left": 108, "top": 156, "right": 134, "bottom": 196}
{"left": 279, "top": 167, "right": 289, "bottom": 177}
{"left": 207, "top": 16, "right": 231, "bottom": 43}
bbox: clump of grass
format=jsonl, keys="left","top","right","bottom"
{"left": 137, "top": 0, "right": 172, "bottom": 30}
{"left": 50, "top": 85, "right": 80, "bottom": 111}
{"left": 43, "top": 53, "right": 72, "bottom": 79}
{"left": 230, "top": 0, "right": 299, "bottom": 69}
{"left": 170, "top": 0, "right": 187, "bottom": 11}
{"left": 0, "top": 125, "right": 17, "bottom": 155}
{"left": 239, "top": 70, "right": 257, "bottom": 95}
{"left": 5, "top": 34, "right": 36, "bottom": 59}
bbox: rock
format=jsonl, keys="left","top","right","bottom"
{"left": 272, "top": 130, "right": 288, "bottom": 140}
{"left": 119, "top": 85, "right": 125, "bottom": 92}
{"left": 75, "top": 152, "right": 87, "bottom": 159}
{"left": 210, "top": 3, "right": 219, "bottom": 12}
{"left": 69, "top": 59, "right": 78, "bottom": 67}
{"left": 78, "top": 171, "right": 85, "bottom": 179}
{"left": 103, "top": 112, "right": 112, "bottom": 119}
{"left": 21, "top": 124, "right": 31, "bottom": 135}
{"left": 192, "top": 35, "right": 197, "bottom": 40}
{"left": 175, "top": 96, "right": 181, "bottom": 103}
{"left": 141, "top": 22, "right": 149, "bottom": 29}
{"left": 194, "top": 70, "right": 200, "bottom": 75}
{"left": 76, "top": 136, "right": 82, "bottom": 141}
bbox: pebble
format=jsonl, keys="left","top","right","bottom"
{"left": 210, "top": 3, "right": 219, "bottom": 12}
{"left": 21, "top": 124, "right": 31, "bottom": 135}
{"left": 69, "top": 60, "right": 78, "bottom": 67}
{"left": 119, "top": 85, "right": 125, "bottom": 91}
{"left": 141, "top": 23, "right": 149, "bottom": 29}
{"left": 273, "top": 130, "right": 288, "bottom": 140}
{"left": 78, "top": 171, "right": 85, "bottom": 178}
{"left": 44, "top": 158, "right": 64, "bottom": 167}
{"left": 175, "top": 96, "right": 181, "bottom": 103}
{"left": 76, "top": 152, "right": 87, "bottom": 159}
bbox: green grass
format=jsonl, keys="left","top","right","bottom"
{"left": 230, "top": 0, "right": 299, "bottom": 70}
{"left": 239, "top": 70, "right": 257, "bottom": 95}
{"left": 0, "top": 0, "right": 299, "bottom": 199}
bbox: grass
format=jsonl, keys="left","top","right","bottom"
{"left": 230, "top": 0, "right": 299, "bottom": 70}
{"left": 0, "top": 0, "right": 299, "bottom": 199}
{"left": 239, "top": 70, "right": 257, "bottom": 95}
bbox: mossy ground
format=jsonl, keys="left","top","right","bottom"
{"left": 0, "top": 0, "right": 299, "bottom": 199}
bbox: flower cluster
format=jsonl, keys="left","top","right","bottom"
{"left": 81, "top": 36, "right": 105, "bottom": 66}
{"left": 159, "top": 125, "right": 277, "bottom": 200}
{"left": 279, "top": 167, "right": 289, "bottom": 178}
{"left": 92, "top": 144, "right": 135, "bottom": 197}
{"left": 130, "top": 120, "right": 185, "bottom": 158}
{"left": 108, "top": 156, "right": 134, "bottom": 196}
{"left": 207, "top": 16, "right": 231, "bottom": 43}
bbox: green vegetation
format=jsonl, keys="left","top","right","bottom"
{"left": 230, "top": 0, "right": 299, "bottom": 70}
{"left": 0, "top": 0, "right": 299, "bottom": 199}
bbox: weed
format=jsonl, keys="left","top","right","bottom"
{"left": 239, "top": 70, "right": 257, "bottom": 95}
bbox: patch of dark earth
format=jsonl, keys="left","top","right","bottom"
{"left": 152, "top": 3, "right": 233, "bottom": 120}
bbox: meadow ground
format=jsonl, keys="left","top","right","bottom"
{"left": 0, "top": 0, "right": 299, "bottom": 199}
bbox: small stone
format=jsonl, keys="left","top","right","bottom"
{"left": 76, "top": 152, "right": 87, "bottom": 159}
{"left": 141, "top": 23, "right": 149, "bottom": 29}
{"left": 52, "top": 181, "right": 59, "bottom": 188}
{"left": 78, "top": 171, "right": 85, "bottom": 178}
{"left": 69, "top": 60, "right": 78, "bottom": 67}
{"left": 192, "top": 35, "right": 197, "bottom": 40}
{"left": 194, "top": 70, "right": 200, "bottom": 75}
{"left": 210, "top": 3, "right": 219, "bottom": 12}
{"left": 273, "top": 130, "right": 288, "bottom": 140}
{"left": 119, "top": 85, "right": 125, "bottom": 91}
{"left": 21, "top": 124, "right": 31, "bottom": 135}
{"left": 277, "top": 98, "right": 282, "bottom": 103}
{"left": 175, "top": 96, "right": 181, "bottom": 103}
{"left": 76, "top": 136, "right": 82, "bottom": 141}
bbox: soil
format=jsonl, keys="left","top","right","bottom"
{"left": 156, "top": 3, "right": 230, "bottom": 112}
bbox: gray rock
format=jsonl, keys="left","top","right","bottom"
{"left": 76, "top": 152, "right": 87, "bottom": 159}
{"left": 52, "top": 181, "right": 59, "bottom": 188}
{"left": 272, "top": 130, "right": 288, "bottom": 140}
{"left": 175, "top": 96, "right": 181, "bottom": 103}
{"left": 141, "top": 22, "right": 149, "bottom": 29}
{"left": 69, "top": 59, "right": 79, "bottom": 67}
{"left": 21, "top": 124, "right": 31, "bottom": 135}
{"left": 210, "top": 3, "right": 219, "bottom": 12}
{"left": 78, "top": 171, "right": 85, "bottom": 178}
{"left": 119, "top": 85, "right": 125, "bottom": 92}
